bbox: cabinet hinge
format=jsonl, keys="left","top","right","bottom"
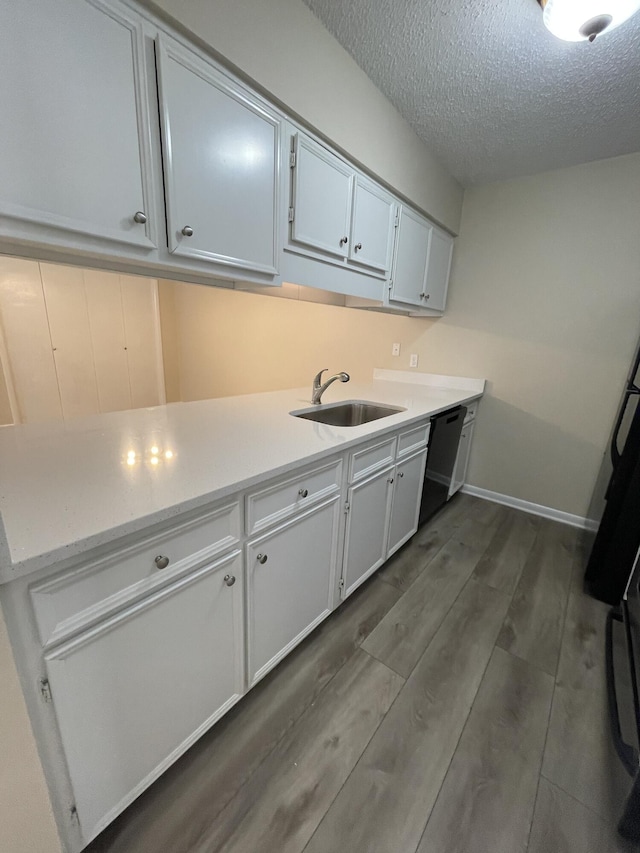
{"left": 39, "top": 678, "right": 52, "bottom": 703}
{"left": 388, "top": 280, "right": 393, "bottom": 291}
{"left": 394, "top": 209, "right": 400, "bottom": 227}
{"left": 289, "top": 151, "right": 296, "bottom": 168}
{"left": 288, "top": 207, "right": 295, "bottom": 223}
{"left": 344, "top": 501, "right": 350, "bottom": 514}
{"left": 338, "top": 578, "right": 345, "bottom": 590}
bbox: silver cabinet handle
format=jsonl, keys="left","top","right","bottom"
{"left": 340, "top": 236, "right": 348, "bottom": 246}
{"left": 298, "top": 488, "right": 309, "bottom": 498}
{"left": 388, "top": 477, "right": 394, "bottom": 484}
{"left": 154, "top": 555, "right": 170, "bottom": 570}
{"left": 355, "top": 242, "right": 362, "bottom": 251}
{"left": 399, "top": 471, "right": 404, "bottom": 478}
{"left": 182, "top": 226, "right": 194, "bottom": 237}
{"left": 425, "top": 294, "right": 430, "bottom": 300}
{"left": 257, "top": 553, "right": 268, "bottom": 564}
{"left": 133, "top": 211, "right": 147, "bottom": 224}
{"left": 224, "top": 574, "right": 236, "bottom": 587}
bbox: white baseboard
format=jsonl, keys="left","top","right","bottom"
{"left": 460, "top": 484, "right": 600, "bottom": 532}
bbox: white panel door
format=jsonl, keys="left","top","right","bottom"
{"left": 349, "top": 177, "right": 396, "bottom": 274}
{"left": 390, "top": 206, "right": 432, "bottom": 307}
{"left": 387, "top": 449, "right": 428, "bottom": 558}
{"left": 40, "top": 265, "right": 100, "bottom": 421}
{"left": 290, "top": 134, "right": 354, "bottom": 259}
{"left": 424, "top": 226, "right": 454, "bottom": 313}
{"left": 342, "top": 467, "right": 394, "bottom": 598}
{"left": 0, "top": 0, "right": 156, "bottom": 250}
{"left": 45, "top": 551, "right": 245, "bottom": 844}
{"left": 84, "top": 271, "right": 132, "bottom": 414}
{"left": 247, "top": 498, "right": 340, "bottom": 685}
{"left": 0, "top": 257, "right": 63, "bottom": 423}
{"left": 157, "top": 36, "right": 280, "bottom": 275}
{"left": 120, "top": 277, "right": 165, "bottom": 409}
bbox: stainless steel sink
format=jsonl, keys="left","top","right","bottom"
{"left": 291, "top": 400, "right": 406, "bottom": 426}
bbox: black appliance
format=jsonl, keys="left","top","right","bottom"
{"left": 418, "top": 406, "right": 466, "bottom": 526}
{"left": 585, "top": 338, "right": 640, "bottom": 605}
{"left": 606, "top": 548, "right": 640, "bottom": 841}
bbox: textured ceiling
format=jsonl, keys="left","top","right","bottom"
{"left": 301, "top": 0, "right": 640, "bottom": 186}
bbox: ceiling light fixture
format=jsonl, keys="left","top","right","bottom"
{"left": 538, "top": 0, "right": 640, "bottom": 41}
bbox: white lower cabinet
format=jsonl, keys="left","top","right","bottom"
{"left": 44, "top": 550, "right": 244, "bottom": 843}
{"left": 449, "top": 419, "right": 476, "bottom": 497}
{"left": 247, "top": 497, "right": 341, "bottom": 686}
{"left": 387, "top": 448, "right": 428, "bottom": 557}
{"left": 15, "top": 417, "right": 438, "bottom": 852}
{"left": 342, "top": 466, "right": 394, "bottom": 598}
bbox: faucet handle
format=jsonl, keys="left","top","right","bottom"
{"left": 313, "top": 369, "right": 328, "bottom": 389}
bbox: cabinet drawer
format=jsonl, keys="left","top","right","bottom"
{"left": 397, "top": 422, "right": 430, "bottom": 458}
{"left": 31, "top": 501, "right": 241, "bottom": 647}
{"left": 464, "top": 401, "right": 478, "bottom": 423}
{"left": 246, "top": 458, "right": 342, "bottom": 535}
{"left": 349, "top": 436, "right": 397, "bottom": 483}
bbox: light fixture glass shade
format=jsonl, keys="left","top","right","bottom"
{"left": 541, "top": 0, "right": 640, "bottom": 40}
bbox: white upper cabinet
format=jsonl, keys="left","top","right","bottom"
{"left": 390, "top": 206, "right": 454, "bottom": 313}
{"left": 424, "top": 224, "right": 454, "bottom": 313}
{"left": 390, "top": 206, "right": 432, "bottom": 308}
{"left": 0, "top": 0, "right": 157, "bottom": 253}
{"left": 290, "top": 134, "right": 354, "bottom": 260}
{"left": 349, "top": 177, "right": 396, "bottom": 273}
{"left": 156, "top": 36, "right": 281, "bottom": 277}
{"left": 288, "top": 133, "right": 396, "bottom": 280}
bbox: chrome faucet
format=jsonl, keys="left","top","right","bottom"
{"left": 312, "top": 369, "right": 350, "bottom": 405}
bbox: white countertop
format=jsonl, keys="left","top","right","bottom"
{"left": 0, "top": 370, "right": 484, "bottom": 582}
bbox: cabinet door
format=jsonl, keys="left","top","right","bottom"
{"left": 290, "top": 134, "right": 354, "bottom": 259}
{"left": 157, "top": 36, "right": 280, "bottom": 276}
{"left": 349, "top": 177, "right": 396, "bottom": 274}
{"left": 387, "top": 449, "right": 428, "bottom": 557}
{"left": 247, "top": 498, "right": 340, "bottom": 685}
{"left": 45, "top": 551, "right": 244, "bottom": 843}
{"left": 342, "top": 467, "right": 394, "bottom": 598}
{"left": 0, "top": 0, "right": 156, "bottom": 251}
{"left": 449, "top": 420, "right": 475, "bottom": 498}
{"left": 40, "top": 264, "right": 101, "bottom": 421}
{"left": 390, "top": 206, "right": 431, "bottom": 307}
{"left": 424, "top": 226, "right": 454, "bottom": 313}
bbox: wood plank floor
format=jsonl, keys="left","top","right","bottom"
{"left": 87, "top": 494, "right": 638, "bottom": 853}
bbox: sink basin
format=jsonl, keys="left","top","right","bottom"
{"left": 291, "top": 400, "right": 406, "bottom": 426}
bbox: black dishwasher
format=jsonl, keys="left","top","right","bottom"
{"left": 418, "top": 406, "right": 466, "bottom": 526}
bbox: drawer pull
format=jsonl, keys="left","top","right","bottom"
{"left": 224, "top": 574, "right": 236, "bottom": 587}
{"left": 257, "top": 553, "right": 268, "bottom": 564}
{"left": 154, "top": 555, "right": 170, "bottom": 570}
{"left": 399, "top": 472, "right": 404, "bottom": 478}
{"left": 388, "top": 477, "right": 394, "bottom": 484}
{"left": 298, "top": 488, "right": 309, "bottom": 498}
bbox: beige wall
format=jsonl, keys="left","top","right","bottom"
{"left": 162, "top": 152, "right": 640, "bottom": 520}
{"left": 0, "top": 608, "right": 62, "bottom": 853}
{"left": 426, "top": 152, "right": 640, "bottom": 518}
{"left": 158, "top": 280, "right": 425, "bottom": 402}
{"left": 146, "top": 0, "right": 463, "bottom": 234}
{"left": 0, "top": 361, "right": 12, "bottom": 426}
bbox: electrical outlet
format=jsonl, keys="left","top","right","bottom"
{"left": 409, "top": 354, "right": 419, "bottom": 368}
{"left": 392, "top": 343, "right": 401, "bottom": 357}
